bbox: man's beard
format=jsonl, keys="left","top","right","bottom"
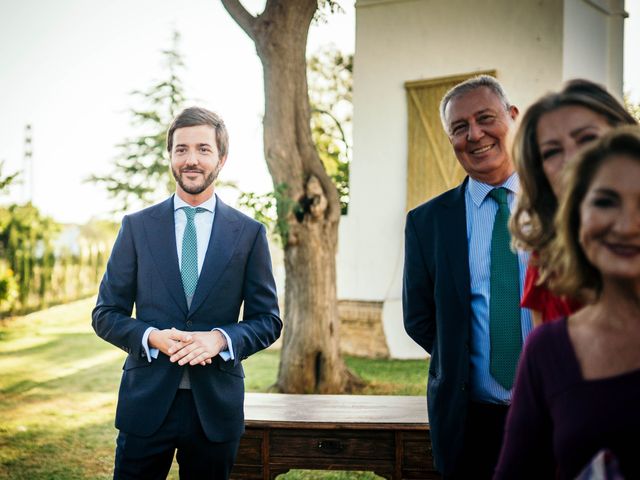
{"left": 172, "top": 165, "right": 220, "bottom": 195}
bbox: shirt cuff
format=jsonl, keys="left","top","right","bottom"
{"left": 213, "top": 328, "right": 234, "bottom": 362}
{"left": 142, "top": 327, "right": 159, "bottom": 362}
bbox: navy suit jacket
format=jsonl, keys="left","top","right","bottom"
{"left": 92, "top": 195, "right": 282, "bottom": 442}
{"left": 403, "top": 178, "right": 472, "bottom": 476}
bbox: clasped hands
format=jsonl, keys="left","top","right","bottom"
{"left": 148, "top": 327, "right": 228, "bottom": 366}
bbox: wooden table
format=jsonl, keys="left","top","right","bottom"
{"left": 231, "top": 393, "right": 439, "bottom": 479}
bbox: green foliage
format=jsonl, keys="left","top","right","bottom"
{"left": 237, "top": 190, "right": 278, "bottom": 230}
{"left": 78, "top": 219, "right": 120, "bottom": 244}
{"left": 0, "top": 159, "right": 19, "bottom": 195}
{"left": 0, "top": 263, "right": 18, "bottom": 311}
{"left": 314, "top": 0, "right": 345, "bottom": 24}
{"left": 275, "top": 184, "right": 302, "bottom": 241}
{"left": 308, "top": 45, "right": 352, "bottom": 214}
{"left": 0, "top": 205, "right": 116, "bottom": 315}
{"left": 237, "top": 183, "right": 300, "bottom": 244}
{"left": 0, "top": 203, "right": 59, "bottom": 308}
{"left": 624, "top": 94, "right": 640, "bottom": 123}
{"left": 237, "top": 45, "right": 353, "bottom": 239}
{"left": 0, "top": 129, "right": 117, "bottom": 316}
{"left": 88, "top": 31, "right": 185, "bottom": 211}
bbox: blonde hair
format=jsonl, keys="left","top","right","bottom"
{"left": 546, "top": 126, "right": 640, "bottom": 300}
{"left": 509, "top": 79, "right": 637, "bottom": 267}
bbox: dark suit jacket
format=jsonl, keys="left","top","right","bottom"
{"left": 92, "top": 195, "right": 282, "bottom": 442}
{"left": 403, "top": 178, "right": 471, "bottom": 476}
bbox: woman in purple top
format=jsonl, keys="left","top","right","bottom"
{"left": 494, "top": 126, "right": 640, "bottom": 479}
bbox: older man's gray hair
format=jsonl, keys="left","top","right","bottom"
{"left": 439, "top": 75, "right": 512, "bottom": 132}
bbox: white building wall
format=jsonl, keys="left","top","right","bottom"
{"left": 339, "top": 0, "right": 565, "bottom": 358}
{"left": 563, "top": 0, "right": 627, "bottom": 97}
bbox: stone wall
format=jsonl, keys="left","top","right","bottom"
{"left": 338, "top": 299, "right": 389, "bottom": 358}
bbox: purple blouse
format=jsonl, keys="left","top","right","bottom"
{"left": 494, "top": 318, "right": 640, "bottom": 479}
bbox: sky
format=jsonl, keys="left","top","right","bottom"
{"left": 0, "top": 0, "right": 356, "bottom": 223}
{"left": 0, "top": 0, "right": 638, "bottom": 224}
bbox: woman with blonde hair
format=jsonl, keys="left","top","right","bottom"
{"left": 510, "top": 79, "right": 636, "bottom": 325}
{"left": 494, "top": 126, "right": 640, "bottom": 479}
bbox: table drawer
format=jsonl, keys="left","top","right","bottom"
{"left": 400, "top": 431, "right": 439, "bottom": 479}
{"left": 402, "top": 469, "right": 442, "bottom": 479}
{"left": 230, "top": 464, "right": 263, "bottom": 479}
{"left": 401, "top": 432, "right": 433, "bottom": 467}
{"left": 270, "top": 429, "right": 395, "bottom": 460}
{"left": 235, "top": 432, "right": 263, "bottom": 465}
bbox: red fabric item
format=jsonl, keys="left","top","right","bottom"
{"left": 521, "top": 262, "right": 582, "bottom": 323}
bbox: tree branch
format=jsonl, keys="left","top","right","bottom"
{"left": 312, "top": 107, "right": 350, "bottom": 152}
{"left": 311, "top": 163, "right": 341, "bottom": 223}
{"left": 220, "top": 0, "right": 258, "bottom": 41}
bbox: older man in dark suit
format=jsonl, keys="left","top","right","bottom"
{"left": 93, "top": 107, "right": 282, "bottom": 479}
{"left": 403, "top": 76, "right": 532, "bottom": 479}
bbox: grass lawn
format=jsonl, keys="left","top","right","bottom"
{"left": 0, "top": 297, "right": 428, "bottom": 480}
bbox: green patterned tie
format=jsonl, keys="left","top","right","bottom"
{"left": 180, "top": 206, "right": 206, "bottom": 299}
{"left": 488, "top": 188, "right": 522, "bottom": 390}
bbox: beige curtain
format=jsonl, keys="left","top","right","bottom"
{"left": 405, "top": 71, "right": 496, "bottom": 211}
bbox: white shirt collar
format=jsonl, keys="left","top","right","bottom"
{"left": 173, "top": 193, "right": 216, "bottom": 213}
{"left": 468, "top": 172, "right": 519, "bottom": 208}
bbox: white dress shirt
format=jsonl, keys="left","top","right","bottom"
{"left": 141, "top": 193, "right": 234, "bottom": 362}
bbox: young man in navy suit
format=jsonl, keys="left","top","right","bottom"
{"left": 93, "top": 107, "right": 282, "bottom": 479}
{"left": 403, "top": 76, "right": 532, "bottom": 479}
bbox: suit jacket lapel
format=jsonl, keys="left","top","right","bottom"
{"left": 143, "top": 196, "right": 189, "bottom": 315}
{"left": 188, "top": 196, "right": 242, "bottom": 317}
{"left": 443, "top": 178, "right": 471, "bottom": 312}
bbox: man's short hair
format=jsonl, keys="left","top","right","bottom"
{"left": 167, "top": 107, "right": 229, "bottom": 158}
{"left": 439, "top": 75, "right": 512, "bottom": 131}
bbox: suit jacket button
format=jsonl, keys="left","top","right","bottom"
{"left": 186, "top": 320, "right": 193, "bottom": 327}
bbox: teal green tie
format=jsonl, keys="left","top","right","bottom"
{"left": 488, "top": 188, "right": 522, "bottom": 390}
{"left": 181, "top": 206, "right": 206, "bottom": 299}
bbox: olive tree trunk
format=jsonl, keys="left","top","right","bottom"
{"left": 221, "top": 0, "right": 360, "bottom": 393}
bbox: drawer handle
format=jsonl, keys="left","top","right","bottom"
{"left": 317, "top": 440, "right": 343, "bottom": 454}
